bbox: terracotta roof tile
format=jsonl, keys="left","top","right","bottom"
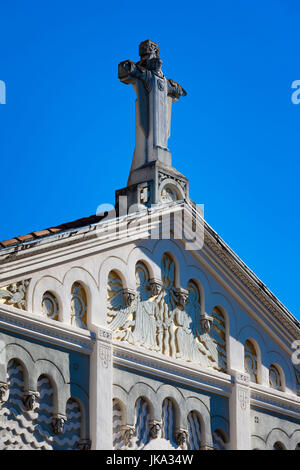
{"left": 1, "top": 238, "right": 19, "bottom": 247}
{"left": 0, "top": 213, "right": 107, "bottom": 250}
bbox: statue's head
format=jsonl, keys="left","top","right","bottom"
{"left": 139, "top": 40, "right": 160, "bottom": 61}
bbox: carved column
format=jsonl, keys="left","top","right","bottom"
{"left": 90, "top": 327, "right": 113, "bottom": 449}
{"left": 229, "top": 371, "right": 251, "bottom": 450}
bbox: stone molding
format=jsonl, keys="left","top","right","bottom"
{"left": 1, "top": 201, "right": 298, "bottom": 344}
{"left": 113, "top": 341, "right": 232, "bottom": 397}
{"left": 0, "top": 304, "right": 94, "bottom": 354}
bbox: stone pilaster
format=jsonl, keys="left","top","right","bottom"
{"left": 90, "top": 327, "right": 113, "bottom": 449}
{"left": 229, "top": 371, "right": 251, "bottom": 450}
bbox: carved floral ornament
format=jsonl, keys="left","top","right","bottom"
{"left": 107, "top": 255, "right": 227, "bottom": 372}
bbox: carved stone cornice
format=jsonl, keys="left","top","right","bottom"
{"left": 113, "top": 341, "right": 232, "bottom": 397}
{"left": 0, "top": 304, "right": 94, "bottom": 354}
{"left": 203, "top": 218, "right": 300, "bottom": 341}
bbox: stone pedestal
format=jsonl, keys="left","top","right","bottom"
{"left": 90, "top": 327, "right": 113, "bottom": 450}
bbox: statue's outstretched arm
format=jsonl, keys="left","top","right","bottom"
{"left": 167, "top": 79, "right": 187, "bottom": 100}
{"left": 118, "top": 60, "right": 146, "bottom": 84}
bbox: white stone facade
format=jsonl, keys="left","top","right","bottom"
{"left": 0, "top": 201, "right": 299, "bottom": 450}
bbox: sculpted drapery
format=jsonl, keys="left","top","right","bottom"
{"left": 107, "top": 255, "right": 227, "bottom": 372}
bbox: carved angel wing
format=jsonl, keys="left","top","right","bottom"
{"left": 108, "top": 306, "right": 131, "bottom": 331}
{"left": 108, "top": 291, "right": 125, "bottom": 311}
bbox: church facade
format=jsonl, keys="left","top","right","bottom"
{"left": 0, "top": 40, "right": 299, "bottom": 451}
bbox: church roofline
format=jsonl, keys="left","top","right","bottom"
{"left": 0, "top": 200, "right": 299, "bottom": 340}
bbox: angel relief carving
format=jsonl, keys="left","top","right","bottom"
{"left": 107, "top": 256, "right": 227, "bottom": 372}
{"left": 0, "top": 279, "right": 30, "bottom": 310}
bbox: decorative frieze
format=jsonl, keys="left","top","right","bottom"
{"left": 107, "top": 257, "right": 227, "bottom": 371}
{"left": 0, "top": 279, "right": 30, "bottom": 310}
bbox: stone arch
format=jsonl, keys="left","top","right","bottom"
{"left": 4, "top": 343, "right": 35, "bottom": 391}
{"left": 265, "top": 351, "right": 293, "bottom": 393}
{"left": 68, "top": 384, "right": 89, "bottom": 439}
{"left": 127, "top": 246, "right": 159, "bottom": 283}
{"left": 244, "top": 338, "right": 260, "bottom": 384}
{"left": 251, "top": 435, "right": 267, "bottom": 450}
{"left": 266, "top": 428, "right": 290, "bottom": 450}
{"left": 34, "top": 359, "right": 69, "bottom": 416}
{"left": 185, "top": 396, "right": 212, "bottom": 448}
{"left": 290, "top": 429, "right": 300, "bottom": 449}
{"left": 134, "top": 396, "right": 151, "bottom": 447}
{"left": 112, "top": 385, "right": 129, "bottom": 425}
{"left": 118, "top": 382, "right": 157, "bottom": 426}
{"left": 269, "top": 363, "right": 285, "bottom": 392}
{"left": 161, "top": 252, "right": 179, "bottom": 289}
{"left": 238, "top": 326, "right": 265, "bottom": 383}
{"left": 161, "top": 397, "right": 177, "bottom": 447}
{"left": 99, "top": 256, "right": 132, "bottom": 325}
{"left": 63, "top": 267, "right": 99, "bottom": 328}
{"left": 209, "top": 293, "right": 237, "bottom": 338}
{"left": 65, "top": 396, "right": 83, "bottom": 444}
{"left": 211, "top": 415, "right": 229, "bottom": 440}
{"left": 151, "top": 239, "right": 189, "bottom": 287}
{"left": 156, "top": 383, "right": 186, "bottom": 429}
{"left": 30, "top": 276, "right": 65, "bottom": 322}
{"left": 186, "top": 410, "right": 203, "bottom": 449}
{"left": 186, "top": 277, "right": 205, "bottom": 316}
{"left": 113, "top": 398, "right": 126, "bottom": 449}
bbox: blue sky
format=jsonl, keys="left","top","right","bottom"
{"left": 0, "top": 1, "right": 299, "bottom": 318}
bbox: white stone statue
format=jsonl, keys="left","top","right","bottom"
{"left": 118, "top": 40, "right": 186, "bottom": 178}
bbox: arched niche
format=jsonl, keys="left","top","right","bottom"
{"left": 70, "top": 282, "right": 88, "bottom": 329}
{"left": 41, "top": 291, "right": 59, "bottom": 321}
{"left": 244, "top": 339, "right": 259, "bottom": 383}
{"left": 187, "top": 410, "right": 202, "bottom": 450}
